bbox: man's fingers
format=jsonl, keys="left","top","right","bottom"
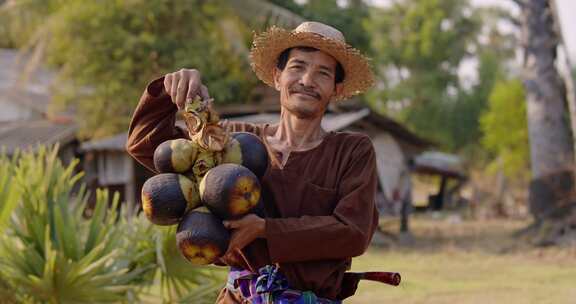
{"left": 223, "top": 220, "right": 231, "bottom": 228}
{"left": 223, "top": 219, "right": 242, "bottom": 229}
{"left": 175, "top": 81, "right": 188, "bottom": 109}
{"left": 199, "top": 85, "right": 211, "bottom": 102}
{"left": 170, "top": 73, "right": 179, "bottom": 101}
{"left": 227, "top": 232, "right": 245, "bottom": 251}
{"left": 213, "top": 257, "right": 227, "bottom": 266}
{"left": 223, "top": 214, "right": 258, "bottom": 229}
{"left": 223, "top": 252, "right": 241, "bottom": 267}
{"left": 163, "top": 74, "right": 172, "bottom": 95}
{"left": 164, "top": 69, "right": 206, "bottom": 110}
{"left": 223, "top": 245, "right": 238, "bottom": 260}
{"left": 224, "top": 247, "right": 242, "bottom": 258}
{"left": 186, "top": 79, "right": 201, "bottom": 101}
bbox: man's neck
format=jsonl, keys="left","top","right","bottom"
{"left": 269, "top": 107, "right": 327, "bottom": 151}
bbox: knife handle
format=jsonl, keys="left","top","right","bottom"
{"left": 361, "top": 272, "right": 401, "bottom": 286}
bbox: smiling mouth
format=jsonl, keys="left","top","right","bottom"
{"left": 292, "top": 91, "right": 319, "bottom": 100}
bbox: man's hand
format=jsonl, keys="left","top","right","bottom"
{"left": 163, "top": 69, "right": 211, "bottom": 110}
{"left": 222, "top": 214, "right": 266, "bottom": 264}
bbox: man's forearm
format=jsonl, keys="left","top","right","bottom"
{"left": 126, "top": 77, "right": 188, "bottom": 172}
{"left": 265, "top": 211, "right": 377, "bottom": 263}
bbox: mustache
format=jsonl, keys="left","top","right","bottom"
{"left": 289, "top": 86, "right": 320, "bottom": 100}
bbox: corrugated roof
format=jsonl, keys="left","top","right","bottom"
{"left": 81, "top": 107, "right": 430, "bottom": 153}
{"left": 0, "top": 120, "right": 77, "bottom": 155}
{"left": 229, "top": 108, "right": 433, "bottom": 148}
{"left": 365, "top": 112, "right": 434, "bottom": 148}
{"left": 228, "top": 108, "right": 371, "bottom": 132}
{"left": 80, "top": 109, "right": 371, "bottom": 152}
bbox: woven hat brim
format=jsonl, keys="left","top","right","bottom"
{"left": 250, "top": 27, "right": 374, "bottom": 101}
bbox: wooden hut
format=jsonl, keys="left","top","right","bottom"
{"left": 80, "top": 133, "right": 152, "bottom": 212}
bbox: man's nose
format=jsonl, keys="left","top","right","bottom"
{"left": 299, "top": 71, "right": 315, "bottom": 87}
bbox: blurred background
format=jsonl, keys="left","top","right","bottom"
{"left": 0, "top": 0, "right": 575, "bottom": 303}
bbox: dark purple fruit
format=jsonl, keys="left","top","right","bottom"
{"left": 141, "top": 173, "right": 200, "bottom": 225}
{"left": 176, "top": 208, "right": 230, "bottom": 265}
{"left": 199, "top": 163, "right": 261, "bottom": 220}
{"left": 153, "top": 139, "right": 198, "bottom": 173}
{"left": 221, "top": 132, "right": 269, "bottom": 178}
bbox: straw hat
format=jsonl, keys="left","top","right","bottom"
{"left": 250, "top": 21, "right": 374, "bottom": 101}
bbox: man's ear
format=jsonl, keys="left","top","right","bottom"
{"left": 332, "top": 83, "right": 344, "bottom": 101}
{"left": 273, "top": 68, "right": 282, "bottom": 91}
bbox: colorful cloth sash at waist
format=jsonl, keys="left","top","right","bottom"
{"left": 226, "top": 265, "right": 341, "bottom": 304}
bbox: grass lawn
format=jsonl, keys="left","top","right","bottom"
{"left": 349, "top": 215, "right": 576, "bottom": 304}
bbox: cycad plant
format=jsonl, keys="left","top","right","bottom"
{"left": 113, "top": 176, "right": 227, "bottom": 302}
{"left": 0, "top": 146, "right": 225, "bottom": 303}
{"left": 0, "top": 150, "right": 20, "bottom": 303}
{"left": 125, "top": 216, "right": 225, "bottom": 303}
{"left": 0, "top": 146, "right": 149, "bottom": 302}
{"left": 0, "top": 150, "right": 19, "bottom": 232}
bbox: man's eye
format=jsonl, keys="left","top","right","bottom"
{"left": 289, "top": 65, "right": 303, "bottom": 70}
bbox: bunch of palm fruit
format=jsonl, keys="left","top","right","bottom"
{"left": 141, "top": 97, "right": 268, "bottom": 265}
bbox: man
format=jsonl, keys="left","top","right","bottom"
{"left": 127, "top": 21, "right": 378, "bottom": 303}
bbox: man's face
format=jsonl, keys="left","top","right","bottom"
{"left": 273, "top": 49, "right": 343, "bottom": 119}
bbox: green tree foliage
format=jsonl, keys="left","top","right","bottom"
{"left": 0, "top": 0, "right": 375, "bottom": 139}
{"left": 0, "top": 0, "right": 55, "bottom": 48}
{"left": 270, "top": 0, "right": 372, "bottom": 54}
{"left": 446, "top": 47, "right": 508, "bottom": 152}
{"left": 366, "top": 0, "right": 480, "bottom": 147}
{"left": 236, "top": 0, "right": 304, "bottom": 29}
{"left": 447, "top": 8, "right": 517, "bottom": 151}
{"left": 366, "top": 0, "right": 521, "bottom": 153}
{"left": 303, "top": 0, "right": 371, "bottom": 54}
{"left": 1, "top": 0, "right": 257, "bottom": 139}
{"left": 480, "top": 79, "right": 529, "bottom": 178}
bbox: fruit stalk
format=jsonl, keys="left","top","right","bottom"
{"left": 183, "top": 96, "right": 228, "bottom": 152}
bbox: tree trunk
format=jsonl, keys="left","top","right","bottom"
{"left": 519, "top": 0, "right": 576, "bottom": 245}
{"left": 550, "top": 0, "right": 576, "bottom": 158}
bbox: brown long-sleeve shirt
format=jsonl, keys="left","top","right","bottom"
{"left": 126, "top": 78, "right": 379, "bottom": 301}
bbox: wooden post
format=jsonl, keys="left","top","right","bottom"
{"left": 124, "top": 156, "right": 136, "bottom": 219}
